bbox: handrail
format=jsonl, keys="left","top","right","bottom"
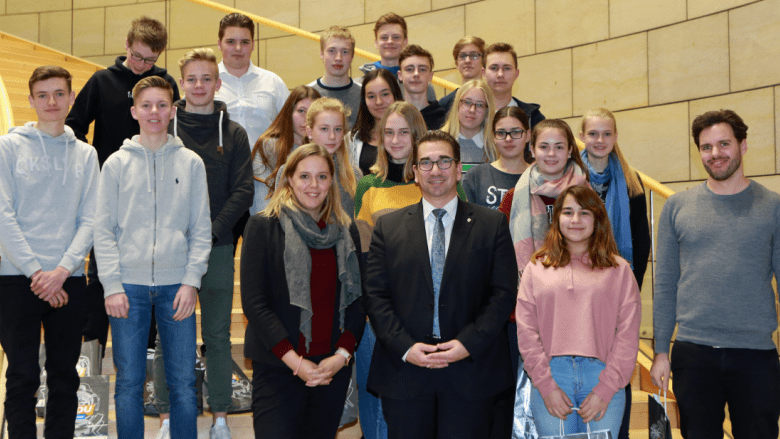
{"left": 0, "top": 73, "right": 14, "bottom": 135}
{"left": 0, "top": 32, "right": 104, "bottom": 71}
{"left": 183, "top": 0, "right": 460, "bottom": 92}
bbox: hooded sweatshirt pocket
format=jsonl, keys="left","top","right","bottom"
{"left": 154, "top": 228, "right": 189, "bottom": 270}
{"left": 118, "top": 228, "right": 154, "bottom": 270}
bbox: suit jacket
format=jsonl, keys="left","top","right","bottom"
{"left": 364, "top": 198, "right": 518, "bottom": 400}
{"left": 240, "top": 214, "right": 366, "bottom": 368}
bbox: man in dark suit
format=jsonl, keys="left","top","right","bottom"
{"left": 364, "top": 130, "right": 518, "bottom": 439}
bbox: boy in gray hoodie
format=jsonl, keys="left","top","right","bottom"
{"left": 0, "top": 66, "right": 99, "bottom": 439}
{"left": 94, "top": 76, "right": 211, "bottom": 439}
{"left": 152, "top": 48, "right": 253, "bottom": 439}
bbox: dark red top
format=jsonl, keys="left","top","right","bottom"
{"left": 272, "top": 220, "right": 356, "bottom": 359}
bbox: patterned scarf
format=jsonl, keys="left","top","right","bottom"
{"left": 508, "top": 161, "right": 589, "bottom": 273}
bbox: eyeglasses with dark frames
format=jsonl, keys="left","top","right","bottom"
{"left": 494, "top": 129, "right": 526, "bottom": 140}
{"left": 416, "top": 158, "right": 456, "bottom": 171}
{"left": 130, "top": 51, "right": 158, "bottom": 65}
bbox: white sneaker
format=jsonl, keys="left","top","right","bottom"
{"left": 154, "top": 424, "right": 170, "bottom": 439}
{"left": 210, "top": 424, "right": 232, "bottom": 439}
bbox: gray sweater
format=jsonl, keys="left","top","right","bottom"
{"left": 653, "top": 181, "right": 780, "bottom": 353}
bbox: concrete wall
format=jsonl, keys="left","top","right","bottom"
{"left": 2, "top": 0, "right": 780, "bottom": 341}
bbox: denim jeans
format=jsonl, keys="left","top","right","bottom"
{"left": 530, "top": 356, "right": 625, "bottom": 438}
{"left": 355, "top": 321, "right": 388, "bottom": 439}
{"left": 154, "top": 244, "right": 235, "bottom": 414}
{"left": 110, "top": 284, "right": 196, "bottom": 439}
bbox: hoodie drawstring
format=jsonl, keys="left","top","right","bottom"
{"left": 218, "top": 111, "right": 224, "bottom": 154}
{"left": 144, "top": 147, "right": 152, "bottom": 193}
{"left": 62, "top": 136, "right": 69, "bottom": 185}
{"left": 35, "top": 131, "right": 52, "bottom": 178}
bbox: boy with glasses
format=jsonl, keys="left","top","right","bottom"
{"left": 439, "top": 36, "right": 485, "bottom": 113}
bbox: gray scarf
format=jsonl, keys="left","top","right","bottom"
{"left": 280, "top": 206, "right": 361, "bottom": 352}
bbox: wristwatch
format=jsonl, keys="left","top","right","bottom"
{"left": 336, "top": 348, "right": 353, "bottom": 366}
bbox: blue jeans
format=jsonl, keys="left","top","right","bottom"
{"left": 110, "top": 284, "right": 196, "bottom": 439}
{"left": 355, "top": 321, "right": 388, "bottom": 439}
{"left": 530, "top": 356, "right": 625, "bottom": 438}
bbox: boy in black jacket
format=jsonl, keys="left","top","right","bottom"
{"left": 152, "top": 48, "right": 253, "bottom": 439}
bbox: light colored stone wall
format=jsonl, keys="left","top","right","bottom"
{"left": 3, "top": 0, "right": 780, "bottom": 341}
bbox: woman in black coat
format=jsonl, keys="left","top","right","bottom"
{"left": 241, "top": 143, "right": 365, "bottom": 439}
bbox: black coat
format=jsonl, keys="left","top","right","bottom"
{"left": 364, "top": 199, "right": 518, "bottom": 400}
{"left": 240, "top": 215, "right": 366, "bottom": 367}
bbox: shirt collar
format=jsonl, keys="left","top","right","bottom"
{"left": 422, "top": 195, "right": 458, "bottom": 221}
{"left": 458, "top": 130, "right": 485, "bottom": 148}
{"left": 217, "top": 60, "right": 260, "bottom": 79}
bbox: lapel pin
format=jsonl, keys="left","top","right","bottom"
{"left": 467, "top": 218, "right": 472, "bottom": 223}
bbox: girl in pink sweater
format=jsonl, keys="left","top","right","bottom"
{"left": 516, "top": 185, "right": 640, "bottom": 437}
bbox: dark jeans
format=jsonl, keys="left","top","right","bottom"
{"left": 0, "top": 275, "right": 87, "bottom": 439}
{"left": 671, "top": 340, "right": 780, "bottom": 439}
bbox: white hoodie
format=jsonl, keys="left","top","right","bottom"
{"left": 94, "top": 134, "right": 211, "bottom": 297}
{"left": 0, "top": 122, "right": 99, "bottom": 277}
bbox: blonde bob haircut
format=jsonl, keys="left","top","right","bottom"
{"left": 370, "top": 101, "right": 425, "bottom": 183}
{"left": 441, "top": 79, "right": 498, "bottom": 163}
{"left": 263, "top": 143, "right": 351, "bottom": 227}
{"left": 304, "top": 97, "right": 358, "bottom": 198}
{"left": 580, "top": 108, "right": 644, "bottom": 197}
{"left": 178, "top": 48, "right": 219, "bottom": 79}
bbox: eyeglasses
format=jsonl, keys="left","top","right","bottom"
{"left": 458, "top": 52, "right": 482, "bottom": 61}
{"left": 494, "top": 129, "right": 526, "bottom": 140}
{"left": 129, "top": 51, "right": 158, "bottom": 65}
{"left": 416, "top": 158, "right": 456, "bottom": 171}
{"left": 459, "top": 99, "right": 487, "bottom": 111}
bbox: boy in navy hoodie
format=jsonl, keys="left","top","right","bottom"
{"left": 94, "top": 76, "right": 211, "bottom": 439}
{"left": 66, "top": 16, "right": 181, "bottom": 352}
{"left": 0, "top": 65, "right": 99, "bottom": 439}
{"left": 152, "top": 48, "right": 253, "bottom": 439}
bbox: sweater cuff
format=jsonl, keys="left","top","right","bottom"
{"left": 272, "top": 339, "right": 295, "bottom": 360}
{"left": 536, "top": 375, "right": 560, "bottom": 400}
{"left": 336, "top": 330, "right": 357, "bottom": 355}
{"left": 592, "top": 381, "right": 618, "bottom": 404}
{"left": 21, "top": 260, "right": 43, "bottom": 278}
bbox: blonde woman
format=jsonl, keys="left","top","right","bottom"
{"left": 441, "top": 79, "right": 498, "bottom": 166}
{"left": 241, "top": 143, "right": 364, "bottom": 439}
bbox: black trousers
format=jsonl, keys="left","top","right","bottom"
{"left": 0, "top": 275, "right": 87, "bottom": 439}
{"left": 382, "top": 370, "right": 495, "bottom": 439}
{"left": 251, "top": 356, "right": 351, "bottom": 439}
{"left": 672, "top": 340, "right": 780, "bottom": 439}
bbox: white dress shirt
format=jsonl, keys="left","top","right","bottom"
{"left": 215, "top": 61, "right": 290, "bottom": 148}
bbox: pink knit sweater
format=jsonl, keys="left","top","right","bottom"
{"left": 516, "top": 254, "right": 641, "bottom": 402}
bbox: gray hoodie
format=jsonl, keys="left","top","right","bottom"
{"left": 0, "top": 122, "right": 99, "bottom": 277}
{"left": 94, "top": 134, "right": 212, "bottom": 297}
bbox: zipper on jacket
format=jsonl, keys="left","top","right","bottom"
{"left": 151, "top": 153, "right": 157, "bottom": 287}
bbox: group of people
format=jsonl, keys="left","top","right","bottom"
{"left": 0, "top": 9, "right": 778, "bottom": 439}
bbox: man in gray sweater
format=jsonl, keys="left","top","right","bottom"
{"left": 650, "top": 109, "right": 780, "bottom": 438}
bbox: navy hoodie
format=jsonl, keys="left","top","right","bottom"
{"left": 66, "top": 56, "right": 180, "bottom": 166}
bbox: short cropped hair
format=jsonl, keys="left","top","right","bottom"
{"left": 452, "top": 36, "right": 485, "bottom": 63}
{"left": 132, "top": 76, "right": 173, "bottom": 105}
{"left": 399, "top": 44, "right": 434, "bottom": 70}
{"left": 483, "top": 42, "right": 517, "bottom": 69}
{"left": 691, "top": 109, "right": 748, "bottom": 149}
{"left": 320, "top": 25, "right": 355, "bottom": 55}
{"left": 29, "top": 65, "right": 72, "bottom": 94}
{"left": 374, "top": 12, "right": 407, "bottom": 39}
{"left": 127, "top": 16, "right": 167, "bottom": 54}
{"left": 413, "top": 130, "right": 461, "bottom": 164}
{"left": 178, "top": 48, "right": 219, "bottom": 79}
{"left": 219, "top": 13, "right": 254, "bottom": 41}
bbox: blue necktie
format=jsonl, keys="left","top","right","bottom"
{"left": 431, "top": 208, "right": 446, "bottom": 337}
